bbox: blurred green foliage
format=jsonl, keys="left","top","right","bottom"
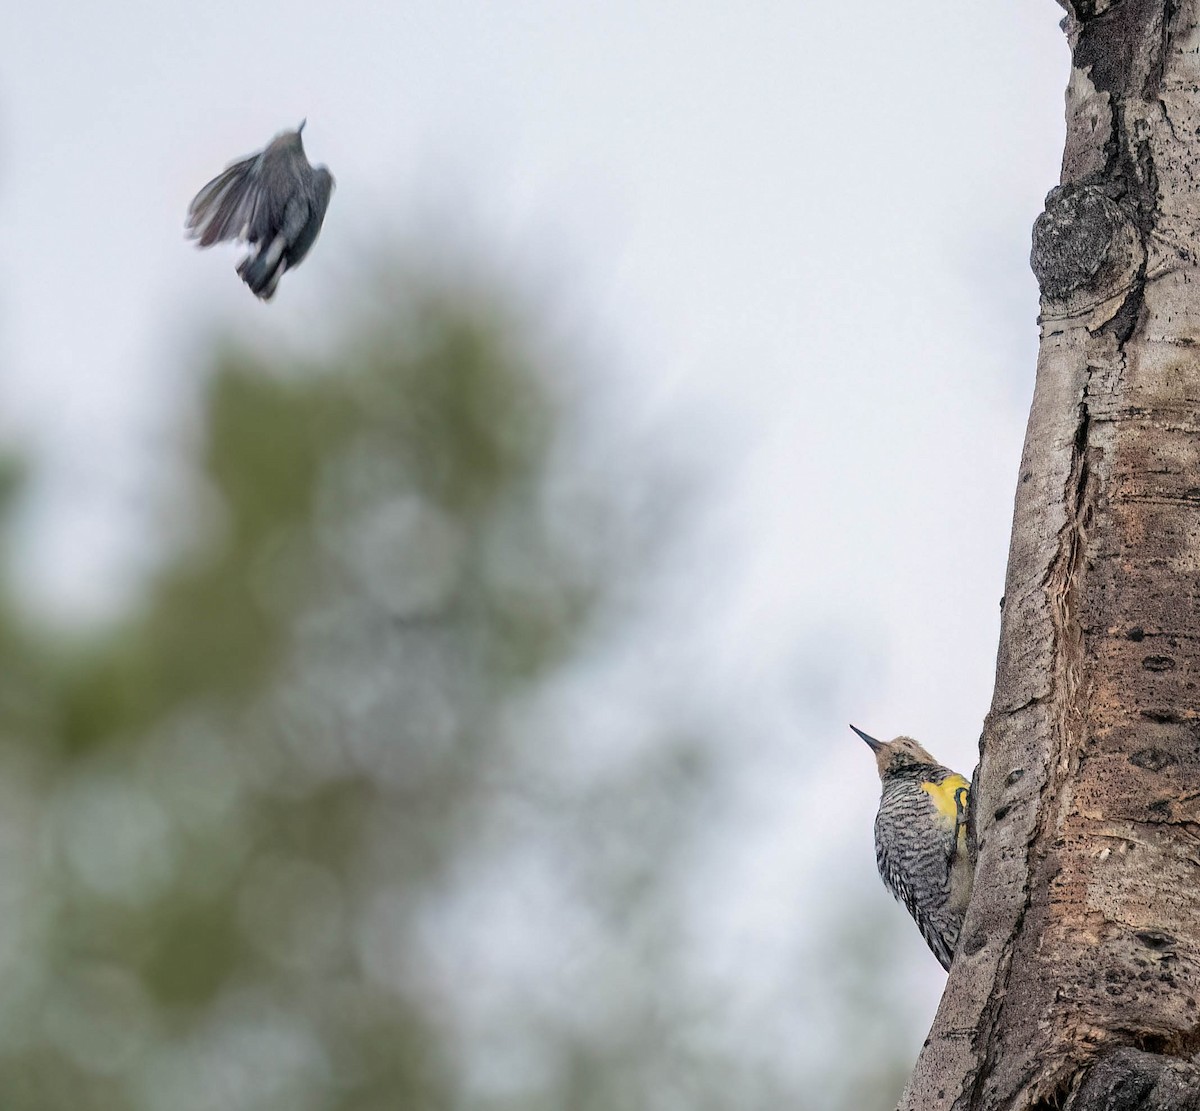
{"left": 0, "top": 277, "right": 919, "bottom": 1110}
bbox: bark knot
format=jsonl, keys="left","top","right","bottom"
{"left": 1063, "top": 1047, "right": 1200, "bottom": 1111}
{"left": 1031, "top": 184, "right": 1142, "bottom": 303}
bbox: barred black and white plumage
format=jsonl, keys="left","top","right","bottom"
{"left": 187, "top": 121, "right": 334, "bottom": 301}
{"left": 852, "top": 726, "right": 973, "bottom": 972}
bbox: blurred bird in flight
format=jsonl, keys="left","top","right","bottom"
{"left": 186, "top": 121, "right": 334, "bottom": 301}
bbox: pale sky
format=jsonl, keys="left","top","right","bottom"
{"left": 3, "top": 0, "right": 1069, "bottom": 1034}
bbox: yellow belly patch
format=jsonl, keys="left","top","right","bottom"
{"left": 921, "top": 774, "right": 970, "bottom": 825}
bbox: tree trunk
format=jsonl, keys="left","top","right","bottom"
{"left": 899, "top": 4, "right": 1200, "bottom": 1109}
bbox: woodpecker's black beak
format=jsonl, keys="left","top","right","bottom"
{"left": 850, "top": 724, "right": 883, "bottom": 752}
{"left": 298, "top": 118, "right": 307, "bottom": 135}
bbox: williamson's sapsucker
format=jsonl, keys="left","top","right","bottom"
{"left": 851, "top": 725, "right": 972, "bottom": 971}
{"left": 187, "top": 121, "right": 334, "bottom": 301}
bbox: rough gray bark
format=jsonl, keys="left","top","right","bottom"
{"left": 899, "top": 3, "right": 1200, "bottom": 1110}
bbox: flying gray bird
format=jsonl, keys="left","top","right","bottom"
{"left": 186, "top": 121, "right": 334, "bottom": 301}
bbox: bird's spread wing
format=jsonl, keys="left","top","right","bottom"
{"left": 186, "top": 154, "right": 266, "bottom": 247}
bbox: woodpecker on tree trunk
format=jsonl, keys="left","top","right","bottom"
{"left": 851, "top": 725, "right": 973, "bottom": 971}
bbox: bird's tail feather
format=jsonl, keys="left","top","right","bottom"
{"left": 237, "top": 235, "right": 288, "bottom": 301}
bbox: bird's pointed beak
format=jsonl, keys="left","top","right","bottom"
{"left": 850, "top": 724, "right": 883, "bottom": 752}
{"left": 297, "top": 118, "right": 307, "bottom": 135}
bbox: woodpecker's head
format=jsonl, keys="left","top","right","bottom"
{"left": 850, "top": 725, "right": 938, "bottom": 779}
